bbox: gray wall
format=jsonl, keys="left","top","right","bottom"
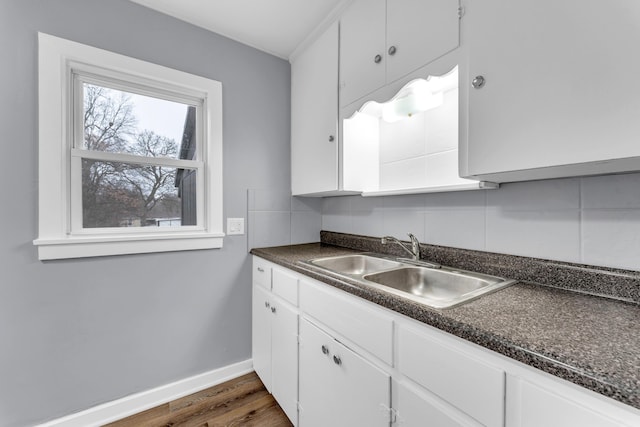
{"left": 323, "top": 173, "right": 640, "bottom": 271}
{"left": 0, "top": 1, "right": 290, "bottom": 426}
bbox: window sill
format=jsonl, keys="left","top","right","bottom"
{"left": 33, "top": 232, "right": 225, "bottom": 260}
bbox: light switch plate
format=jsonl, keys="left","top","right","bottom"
{"left": 227, "top": 217, "right": 245, "bottom": 235}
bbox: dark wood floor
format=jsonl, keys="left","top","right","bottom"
{"left": 105, "top": 371, "right": 293, "bottom": 427}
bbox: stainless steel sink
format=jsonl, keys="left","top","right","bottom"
{"left": 364, "top": 266, "right": 516, "bottom": 309}
{"left": 302, "top": 253, "right": 516, "bottom": 309}
{"left": 306, "top": 254, "right": 403, "bottom": 276}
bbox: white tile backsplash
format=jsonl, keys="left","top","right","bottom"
{"left": 248, "top": 190, "right": 323, "bottom": 249}
{"left": 424, "top": 88, "right": 458, "bottom": 154}
{"left": 321, "top": 173, "right": 640, "bottom": 271}
{"left": 424, "top": 190, "right": 486, "bottom": 209}
{"left": 425, "top": 209, "right": 486, "bottom": 251}
{"left": 249, "top": 175, "right": 640, "bottom": 271}
{"left": 379, "top": 114, "right": 427, "bottom": 164}
{"left": 380, "top": 157, "right": 427, "bottom": 190}
{"left": 248, "top": 188, "right": 291, "bottom": 211}
{"left": 291, "top": 196, "right": 323, "bottom": 212}
{"left": 351, "top": 210, "right": 385, "bottom": 237}
{"left": 351, "top": 194, "right": 383, "bottom": 212}
{"left": 382, "top": 209, "right": 426, "bottom": 241}
{"left": 582, "top": 209, "right": 640, "bottom": 270}
{"left": 322, "top": 196, "right": 352, "bottom": 214}
{"left": 581, "top": 172, "right": 640, "bottom": 209}
{"left": 487, "top": 178, "right": 580, "bottom": 211}
{"left": 424, "top": 150, "right": 469, "bottom": 186}
{"left": 291, "top": 211, "right": 322, "bottom": 244}
{"left": 485, "top": 209, "right": 581, "bottom": 262}
{"left": 382, "top": 194, "right": 425, "bottom": 210}
{"left": 322, "top": 213, "right": 354, "bottom": 234}
{"left": 249, "top": 211, "right": 291, "bottom": 249}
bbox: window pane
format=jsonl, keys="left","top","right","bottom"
{"left": 81, "top": 159, "right": 197, "bottom": 228}
{"left": 82, "top": 83, "right": 196, "bottom": 160}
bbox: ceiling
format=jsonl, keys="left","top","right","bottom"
{"left": 129, "top": 0, "right": 347, "bottom": 60}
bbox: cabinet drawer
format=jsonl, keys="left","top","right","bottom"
{"left": 300, "top": 279, "right": 393, "bottom": 365}
{"left": 253, "top": 257, "right": 271, "bottom": 289}
{"left": 398, "top": 326, "right": 505, "bottom": 427}
{"left": 272, "top": 267, "right": 299, "bottom": 306}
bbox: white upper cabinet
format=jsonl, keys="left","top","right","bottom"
{"left": 291, "top": 22, "right": 340, "bottom": 196}
{"left": 340, "top": 0, "right": 461, "bottom": 108}
{"left": 339, "top": 0, "right": 387, "bottom": 107}
{"left": 386, "top": 0, "right": 461, "bottom": 84}
{"left": 460, "top": 0, "right": 640, "bottom": 182}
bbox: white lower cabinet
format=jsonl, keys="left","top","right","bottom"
{"left": 270, "top": 298, "right": 299, "bottom": 423}
{"left": 506, "top": 374, "right": 636, "bottom": 427}
{"left": 252, "top": 285, "right": 273, "bottom": 391}
{"left": 251, "top": 259, "right": 299, "bottom": 425}
{"left": 393, "top": 380, "right": 476, "bottom": 427}
{"left": 298, "top": 318, "right": 391, "bottom": 427}
{"left": 252, "top": 257, "right": 640, "bottom": 426}
{"left": 398, "top": 326, "right": 504, "bottom": 427}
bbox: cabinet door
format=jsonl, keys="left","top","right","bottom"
{"left": 506, "top": 376, "right": 625, "bottom": 427}
{"left": 393, "top": 381, "right": 471, "bottom": 427}
{"left": 271, "top": 299, "right": 299, "bottom": 425}
{"left": 291, "top": 22, "right": 339, "bottom": 195}
{"left": 464, "top": 0, "right": 640, "bottom": 180}
{"left": 339, "top": 0, "right": 386, "bottom": 107}
{"left": 386, "top": 0, "right": 460, "bottom": 84}
{"left": 398, "top": 326, "right": 504, "bottom": 427}
{"left": 299, "top": 319, "right": 391, "bottom": 427}
{"left": 252, "top": 285, "right": 272, "bottom": 391}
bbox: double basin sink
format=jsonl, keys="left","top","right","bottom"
{"left": 302, "top": 253, "right": 516, "bottom": 309}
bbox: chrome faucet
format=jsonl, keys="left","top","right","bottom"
{"left": 381, "top": 233, "right": 421, "bottom": 261}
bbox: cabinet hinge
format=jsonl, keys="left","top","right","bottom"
{"left": 458, "top": 6, "right": 465, "bottom": 18}
{"left": 380, "top": 404, "right": 398, "bottom": 423}
{"left": 296, "top": 401, "right": 304, "bottom": 414}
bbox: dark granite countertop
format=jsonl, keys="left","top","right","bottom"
{"left": 251, "top": 241, "right": 640, "bottom": 411}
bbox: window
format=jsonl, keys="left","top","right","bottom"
{"left": 35, "top": 33, "right": 223, "bottom": 260}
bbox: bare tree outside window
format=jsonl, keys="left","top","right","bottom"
{"left": 81, "top": 84, "right": 193, "bottom": 228}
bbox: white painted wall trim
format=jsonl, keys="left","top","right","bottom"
{"left": 36, "top": 359, "right": 253, "bottom": 427}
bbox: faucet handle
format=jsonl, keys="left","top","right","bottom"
{"left": 407, "top": 233, "right": 420, "bottom": 259}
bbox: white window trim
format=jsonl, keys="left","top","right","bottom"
{"left": 34, "top": 33, "right": 224, "bottom": 260}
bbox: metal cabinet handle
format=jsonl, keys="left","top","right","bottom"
{"left": 333, "top": 355, "right": 342, "bottom": 365}
{"left": 472, "top": 75, "right": 486, "bottom": 89}
{"left": 374, "top": 54, "right": 382, "bottom": 64}
{"left": 321, "top": 345, "right": 329, "bottom": 355}
{"left": 271, "top": 306, "right": 276, "bottom": 314}
{"left": 257, "top": 267, "right": 265, "bottom": 272}
{"left": 388, "top": 45, "right": 397, "bottom": 55}
{"left": 328, "top": 135, "right": 335, "bottom": 142}
{"left": 264, "top": 301, "right": 270, "bottom": 308}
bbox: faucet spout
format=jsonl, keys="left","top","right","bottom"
{"left": 381, "top": 233, "right": 421, "bottom": 261}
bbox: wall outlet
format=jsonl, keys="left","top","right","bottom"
{"left": 227, "top": 218, "right": 245, "bottom": 235}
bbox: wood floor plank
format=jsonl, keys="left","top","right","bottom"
{"left": 105, "top": 371, "right": 291, "bottom": 427}
{"left": 205, "top": 394, "right": 290, "bottom": 427}
{"left": 168, "top": 372, "right": 262, "bottom": 413}
{"left": 160, "top": 387, "right": 271, "bottom": 426}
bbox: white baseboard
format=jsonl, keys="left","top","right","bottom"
{"left": 37, "top": 359, "right": 254, "bottom": 427}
